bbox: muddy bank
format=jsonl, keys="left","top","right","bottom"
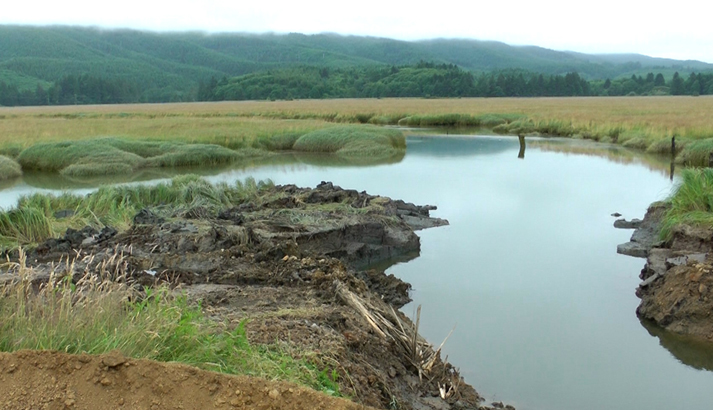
{"left": 1, "top": 182, "right": 505, "bottom": 410}
{"left": 618, "top": 202, "right": 713, "bottom": 341}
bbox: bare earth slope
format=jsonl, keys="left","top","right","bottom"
{"left": 620, "top": 203, "right": 713, "bottom": 341}
{"left": 0, "top": 350, "right": 373, "bottom": 410}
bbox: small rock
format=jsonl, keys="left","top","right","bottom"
{"left": 133, "top": 209, "right": 165, "bottom": 225}
{"left": 617, "top": 242, "right": 649, "bottom": 258}
{"left": 101, "top": 353, "right": 127, "bottom": 368}
{"left": 268, "top": 389, "right": 280, "bottom": 399}
{"left": 81, "top": 237, "right": 97, "bottom": 246}
{"left": 614, "top": 218, "right": 643, "bottom": 229}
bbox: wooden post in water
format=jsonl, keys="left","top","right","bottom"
{"left": 518, "top": 134, "right": 526, "bottom": 159}
{"left": 670, "top": 136, "right": 676, "bottom": 181}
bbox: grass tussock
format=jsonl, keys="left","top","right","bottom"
{"left": 0, "top": 250, "right": 340, "bottom": 395}
{"left": 398, "top": 113, "right": 524, "bottom": 128}
{"left": 293, "top": 126, "right": 406, "bottom": 159}
{"left": 660, "top": 169, "right": 713, "bottom": 240}
{"left": 0, "top": 175, "right": 274, "bottom": 249}
{"left": 0, "top": 155, "right": 22, "bottom": 180}
{"left": 16, "top": 138, "right": 254, "bottom": 177}
{"left": 675, "top": 138, "right": 713, "bottom": 166}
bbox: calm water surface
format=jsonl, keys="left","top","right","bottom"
{"left": 2, "top": 135, "right": 712, "bottom": 409}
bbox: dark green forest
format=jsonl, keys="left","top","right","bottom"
{"left": 2, "top": 64, "right": 711, "bottom": 106}
{"left": 0, "top": 26, "right": 712, "bottom": 106}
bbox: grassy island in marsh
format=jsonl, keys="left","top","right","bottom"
{"left": 0, "top": 114, "right": 407, "bottom": 177}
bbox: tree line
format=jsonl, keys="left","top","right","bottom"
{"left": 596, "top": 72, "right": 713, "bottom": 96}
{"left": 0, "top": 74, "right": 140, "bottom": 107}
{"left": 2, "top": 64, "right": 712, "bottom": 107}
{"left": 198, "top": 64, "right": 713, "bottom": 101}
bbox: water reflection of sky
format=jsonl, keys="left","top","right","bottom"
{"left": 1, "top": 135, "right": 710, "bottom": 410}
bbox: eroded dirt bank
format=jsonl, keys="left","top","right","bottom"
{"left": 618, "top": 203, "right": 713, "bottom": 341}
{"left": 1, "top": 182, "right": 507, "bottom": 410}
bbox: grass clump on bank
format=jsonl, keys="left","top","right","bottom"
{"left": 0, "top": 252, "right": 340, "bottom": 395}
{"left": 16, "top": 138, "right": 260, "bottom": 178}
{"left": 0, "top": 175, "right": 274, "bottom": 249}
{"left": 293, "top": 125, "right": 406, "bottom": 160}
{"left": 675, "top": 139, "right": 713, "bottom": 166}
{"left": 398, "top": 113, "right": 524, "bottom": 128}
{"left": 0, "top": 155, "right": 22, "bottom": 180}
{"left": 660, "top": 168, "right": 713, "bottom": 240}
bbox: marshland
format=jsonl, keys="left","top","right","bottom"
{"left": 2, "top": 97, "right": 713, "bottom": 410}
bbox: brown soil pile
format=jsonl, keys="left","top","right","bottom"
{"left": 624, "top": 202, "right": 713, "bottom": 341}
{"left": 0, "top": 350, "right": 372, "bottom": 410}
{"left": 1, "top": 182, "right": 493, "bottom": 410}
{"left": 637, "top": 251, "right": 713, "bottom": 341}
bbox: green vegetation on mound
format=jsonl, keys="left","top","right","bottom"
{"left": 9, "top": 125, "right": 405, "bottom": 178}
{"left": 675, "top": 139, "right": 713, "bottom": 167}
{"left": 0, "top": 175, "right": 273, "bottom": 248}
{"left": 0, "top": 256, "right": 339, "bottom": 395}
{"left": 0, "top": 155, "right": 21, "bottom": 180}
{"left": 16, "top": 138, "right": 267, "bottom": 177}
{"left": 399, "top": 113, "right": 524, "bottom": 128}
{"left": 293, "top": 126, "right": 405, "bottom": 160}
{"left": 660, "top": 169, "right": 713, "bottom": 240}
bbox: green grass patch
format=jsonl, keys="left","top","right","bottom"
{"left": 0, "top": 254, "right": 340, "bottom": 395}
{"left": 0, "top": 143, "right": 23, "bottom": 159}
{"left": 660, "top": 168, "right": 713, "bottom": 240}
{"left": 675, "top": 138, "right": 713, "bottom": 166}
{"left": 0, "top": 155, "right": 22, "bottom": 180}
{"left": 254, "top": 132, "right": 303, "bottom": 151}
{"left": 16, "top": 138, "right": 263, "bottom": 177}
{"left": 397, "top": 113, "right": 524, "bottom": 128}
{"left": 0, "top": 175, "right": 274, "bottom": 249}
{"left": 645, "top": 137, "right": 686, "bottom": 155}
{"left": 621, "top": 136, "right": 651, "bottom": 150}
{"left": 292, "top": 125, "right": 406, "bottom": 160}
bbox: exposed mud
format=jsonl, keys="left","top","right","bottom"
{"left": 1, "top": 182, "right": 505, "bottom": 410}
{"left": 620, "top": 202, "right": 713, "bottom": 342}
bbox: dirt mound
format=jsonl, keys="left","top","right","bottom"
{"left": 3, "top": 182, "right": 491, "bottom": 410}
{"left": 0, "top": 350, "right": 371, "bottom": 410}
{"left": 637, "top": 253, "right": 713, "bottom": 340}
{"left": 623, "top": 202, "right": 713, "bottom": 341}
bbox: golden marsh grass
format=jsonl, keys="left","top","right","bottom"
{"left": 1, "top": 96, "right": 712, "bottom": 150}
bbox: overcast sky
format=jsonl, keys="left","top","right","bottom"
{"left": 3, "top": 1, "right": 712, "bottom": 63}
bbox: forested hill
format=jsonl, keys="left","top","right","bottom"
{"left": 0, "top": 25, "right": 711, "bottom": 104}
